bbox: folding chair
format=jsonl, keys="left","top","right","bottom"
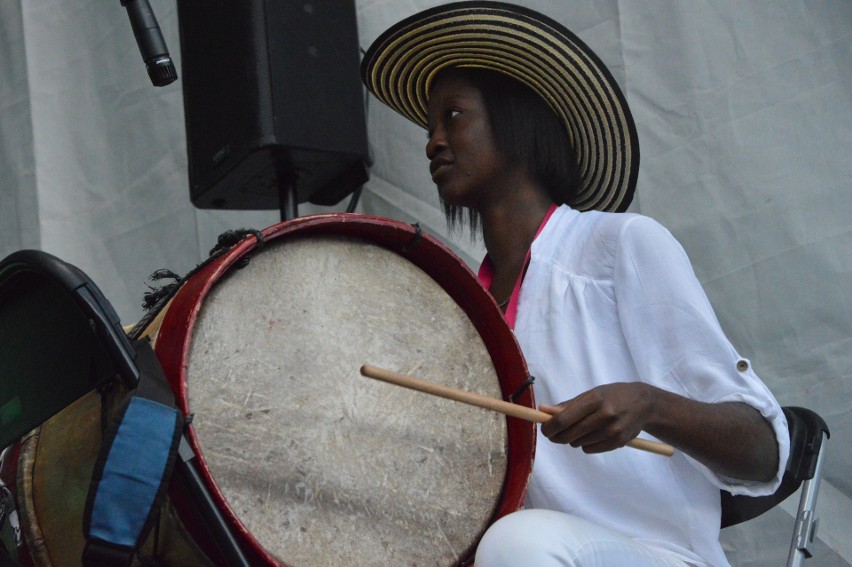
{"left": 721, "top": 406, "right": 830, "bottom": 566}
{"left": 0, "top": 249, "right": 249, "bottom": 566}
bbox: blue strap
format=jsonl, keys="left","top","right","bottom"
{"left": 88, "top": 398, "right": 178, "bottom": 546}
{"left": 83, "top": 339, "right": 182, "bottom": 567}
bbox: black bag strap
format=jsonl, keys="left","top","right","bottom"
{"left": 81, "top": 339, "right": 182, "bottom": 567}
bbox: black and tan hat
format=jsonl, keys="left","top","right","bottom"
{"left": 361, "top": 1, "right": 639, "bottom": 212}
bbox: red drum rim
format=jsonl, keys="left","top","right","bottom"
{"left": 154, "top": 213, "right": 536, "bottom": 566}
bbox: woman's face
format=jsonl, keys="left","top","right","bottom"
{"left": 425, "top": 71, "right": 512, "bottom": 210}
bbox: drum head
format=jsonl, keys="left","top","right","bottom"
{"left": 155, "top": 215, "right": 534, "bottom": 566}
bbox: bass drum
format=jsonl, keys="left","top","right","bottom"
{"left": 154, "top": 213, "right": 535, "bottom": 566}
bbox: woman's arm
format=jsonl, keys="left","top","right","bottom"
{"left": 540, "top": 382, "right": 780, "bottom": 481}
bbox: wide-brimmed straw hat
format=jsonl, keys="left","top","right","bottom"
{"left": 361, "top": 1, "right": 639, "bottom": 212}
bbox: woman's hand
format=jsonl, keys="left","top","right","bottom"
{"left": 540, "top": 382, "right": 654, "bottom": 454}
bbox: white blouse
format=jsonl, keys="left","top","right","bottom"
{"left": 509, "top": 205, "right": 789, "bottom": 567}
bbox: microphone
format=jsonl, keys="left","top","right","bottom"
{"left": 121, "top": 0, "right": 177, "bottom": 86}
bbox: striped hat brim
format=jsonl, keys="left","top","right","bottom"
{"left": 361, "top": 1, "right": 639, "bottom": 212}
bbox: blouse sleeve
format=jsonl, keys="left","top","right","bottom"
{"left": 613, "top": 215, "right": 789, "bottom": 496}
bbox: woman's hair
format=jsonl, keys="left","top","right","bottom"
{"left": 433, "top": 67, "right": 582, "bottom": 236}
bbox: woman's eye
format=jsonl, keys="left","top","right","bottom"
{"left": 426, "top": 109, "right": 460, "bottom": 139}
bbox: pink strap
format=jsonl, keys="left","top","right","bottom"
{"left": 478, "top": 204, "right": 558, "bottom": 328}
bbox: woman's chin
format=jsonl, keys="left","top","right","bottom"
{"left": 437, "top": 183, "right": 465, "bottom": 207}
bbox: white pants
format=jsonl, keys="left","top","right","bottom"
{"left": 475, "top": 509, "right": 690, "bottom": 567}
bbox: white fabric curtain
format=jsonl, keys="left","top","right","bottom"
{"left": 1, "top": 1, "right": 849, "bottom": 565}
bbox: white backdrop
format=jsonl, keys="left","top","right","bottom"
{"left": 1, "top": 1, "right": 849, "bottom": 565}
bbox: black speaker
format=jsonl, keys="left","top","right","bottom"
{"left": 178, "top": 0, "right": 369, "bottom": 210}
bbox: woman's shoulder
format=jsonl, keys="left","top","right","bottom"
{"left": 539, "top": 207, "right": 679, "bottom": 276}
{"left": 547, "top": 206, "right": 671, "bottom": 245}
{"left": 578, "top": 209, "right": 680, "bottom": 251}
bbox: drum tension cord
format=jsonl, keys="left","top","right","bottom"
{"left": 508, "top": 375, "right": 535, "bottom": 403}
{"left": 128, "top": 228, "right": 265, "bottom": 341}
{"left": 402, "top": 222, "right": 423, "bottom": 253}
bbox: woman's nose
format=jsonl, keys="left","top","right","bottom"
{"left": 426, "top": 127, "right": 446, "bottom": 160}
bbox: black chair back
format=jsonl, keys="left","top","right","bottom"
{"left": 720, "top": 406, "right": 830, "bottom": 529}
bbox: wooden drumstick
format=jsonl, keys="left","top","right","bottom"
{"left": 360, "top": 364, "right": 674, "bottom": 457}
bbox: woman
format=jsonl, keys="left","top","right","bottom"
{"left": 361, "top": 3, "right": 789, "bottom": 566}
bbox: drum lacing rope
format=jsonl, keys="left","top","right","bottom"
{"left": 208, "top": 228, "right": 265, "bottom": 261}
{"left": 507, "top": 375, "right": 535, "bottom": 403}
{"left": 402, "top": 222, "right": 423, "bottom": 252}
{"left": 126, "top": 228, "right": 265, "bottom": 340}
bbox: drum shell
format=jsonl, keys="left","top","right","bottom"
{"left": 0, "top": 387, "right": 214, "bottom": 567}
